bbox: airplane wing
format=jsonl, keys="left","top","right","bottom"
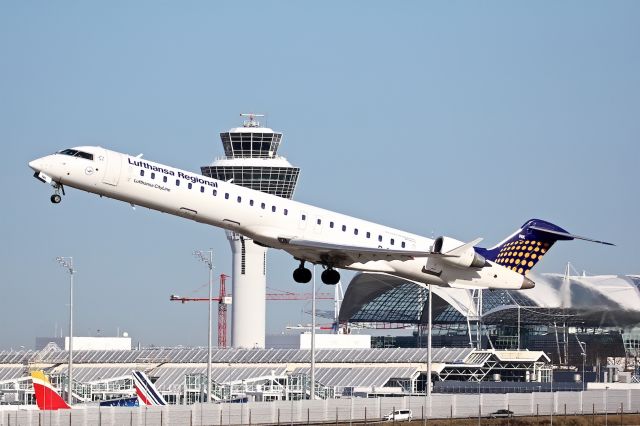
{"left": 280, "top": 237, "right": 449, "bottom": 265}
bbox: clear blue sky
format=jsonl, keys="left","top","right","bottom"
{"left": 1, "top": 1, "right": 638, "bottom": 350}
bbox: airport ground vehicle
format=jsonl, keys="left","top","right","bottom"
{"left": 383, "top": 409, "right": 413, "bottom": 421}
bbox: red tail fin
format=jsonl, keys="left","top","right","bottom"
{"left": 31, "top": 370, "right": 71, "bottom": 410}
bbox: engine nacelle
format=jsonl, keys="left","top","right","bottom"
{"left": 432, "top": 236, "right": 487, "bottom": 269}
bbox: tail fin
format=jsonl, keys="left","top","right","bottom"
{"left": 31, "top": 370, "right": 71, "bottom": 410}
{"left": 132, "top": 370, "right": 166, "bottom": 406}
{"left": 476, "top": 219, "right": 613, "bottom": 276}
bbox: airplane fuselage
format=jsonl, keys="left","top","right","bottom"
{"left": 29, "top": 146, "right": 532, "bottom": 290}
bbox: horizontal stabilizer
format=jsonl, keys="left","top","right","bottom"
{"left": 528, "top": 226, "right": 615, "bottom": 246}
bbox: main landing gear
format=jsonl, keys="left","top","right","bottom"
{"left": 50, "top": 183, "right": 65, "bottom": 204}
{"left": 292, "top": 261, "right": 341, "bottom": 285}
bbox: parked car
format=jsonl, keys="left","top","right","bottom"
{"left": 489, "top": 409, "right": 514, "bottom": 418}
{"left": 383, "top": 409, "right": 413, "bottom": 421}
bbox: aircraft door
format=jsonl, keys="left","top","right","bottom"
{"left": 102, "top": 150, "right": 122, "bottom": 186}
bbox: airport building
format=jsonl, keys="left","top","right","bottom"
{"left": 0, "top": 344, "right": 552, "bottom": 405}
{"left": 200, "top": 114, "right": 300, "bottom": 349}
{"left": 339, "top": 271, "right": 640, "bottom": 370}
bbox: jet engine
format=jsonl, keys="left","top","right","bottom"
{"left": 432, "top": 236, "right": 487, "bottom": 269}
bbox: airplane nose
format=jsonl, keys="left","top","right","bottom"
{"left": 521, "top": 276, "right": 535, "bottom": 289}
{"left": 29, "top": 158, "right": 43, "bottom": 172}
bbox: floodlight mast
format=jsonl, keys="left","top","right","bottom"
{"left": 194, "top": 249, "right": 214, "bottom": 403}
{"left": 55, "top": 256, "right": 74, "bottom": 406}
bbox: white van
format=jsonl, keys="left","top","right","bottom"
{"left": 383, "top": 409, "right": 413, "bottom": 421}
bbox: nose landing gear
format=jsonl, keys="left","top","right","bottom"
{"left": 50, "top": 183, "right": 65, "bottom": 204}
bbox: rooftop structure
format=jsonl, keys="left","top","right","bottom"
{"left": 0, "top": 346, "right": 550, "bottom": 404}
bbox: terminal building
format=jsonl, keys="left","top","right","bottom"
{"left": 339, "top": 271, "right": 640, "bottom": 370}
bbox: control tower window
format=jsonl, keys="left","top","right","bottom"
{"left": 150, "top": 172, "right": 155, "bottom": 179}
{"left": 139, "top": 170, "right": 144, "bottom": 177}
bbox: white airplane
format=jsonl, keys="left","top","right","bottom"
{"left": 28, "top": 147, "right": 612, "bottom": 289}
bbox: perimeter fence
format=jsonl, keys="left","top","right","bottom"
{"left": 1, "top": 389, "right": 639, "bottom": 425}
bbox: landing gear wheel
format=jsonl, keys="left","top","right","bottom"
{"left": 50, "top": 194, "right": 62, "bottom": 204}
{"left": 293, "top": 267, "right": 312, "bottom": 283}
{"left": 321, "top": 269, "right": 340, "bottom": 285}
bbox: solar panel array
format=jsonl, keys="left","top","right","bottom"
{"left": 292, "top": 366, "right": 418, "bottom": 388}
{"left": 0, "top": 347, "right": 475, "bottom": 366}
{"left": 0, "top": 366, "right": 25, "bottom": 382}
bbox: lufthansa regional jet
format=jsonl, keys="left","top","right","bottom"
{"left": 28, "top": 147, "right": 612, "bottom": 289}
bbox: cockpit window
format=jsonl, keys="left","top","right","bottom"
{"left": 58, "top": 149, "right": 94, "bottom": 161}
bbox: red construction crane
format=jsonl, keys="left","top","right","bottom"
{"left": 170, "top": 274, "right": 333, "bottom": 348}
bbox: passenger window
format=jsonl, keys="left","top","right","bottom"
{"left": 140, "top": 170, "right": 144, "bottom": 177}
{"left": 272, "top": 206, "right": 276, "bottom": 212}
{"left": 150, "top": 172, "right": 155, "bottom": 179}
{"left": 342, "top": 225, "right": 346, "bottom": 232}
{"left": 366, "top": 232, "right": 371, "bottom": 238}
{"left": 317, "top": 218, "right": 321, "bottom": 225}
{"left": 250, "top": 200, "right": 254, "bottom": 206}
{"left": 225, "top": 193, "right": 229, "bottom": 199}
{"left": 401, "top": 241, "right": 406, "bottom": 248}
{"left": 354, "top": 229, "right": 358, "bottom": 235}
{"left": 330, "top": 222, "right": 334, "bottom": 228}
{"left": 200, "top": 186, "right": 205, "bottom": 193}
{"left": 163, "top": 176, "right": 167, "bottom": 183}
{"left": 237, "top": 196, "right": 242, "bottom": 203}
{"left": 188, "top": 183, "right": 192, "bottom": 189}
{"left": 391, "top": 238, "right": 395, "bottom": 245}
{"left": 213, "top": 189, "right": 217, "bottom": 196}
{"left": 284, "top": 209, "right": 288, "bottom": 216}
{"left": 378, "top": 235, "right": 383, "bottom": 242}
{"left": 261, "top": 202, "right": 266, "bottom": 209}
{"left": 302, "top": 214, "right": 306, "bottom": 221}
{"left": 175, "top": 180, "right": 180, "bottom": 186}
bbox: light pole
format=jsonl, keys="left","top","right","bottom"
{"left": 310, "top": 265, "right": 316, "bottom": 400}
{"left": 55, "top": 256, "right": 74, "bottom": 406}
{"left": 579, "top": 341, "right": 587, "bottom": 392}
{"left": 194, "top": 249, "right": 214, "bottom": 403}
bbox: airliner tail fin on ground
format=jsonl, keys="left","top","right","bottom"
{"left": 132, "top": 370, "right": 167, "bottom": 406}
{"left": 31, "top": 370, "right": 71, "bottom": 410}
{"left": 476, "top": 219, "right": 614, "bottom": 276}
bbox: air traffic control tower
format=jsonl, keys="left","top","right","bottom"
{"left": 201, "top": 114, "right": 300, "bottom": 348}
